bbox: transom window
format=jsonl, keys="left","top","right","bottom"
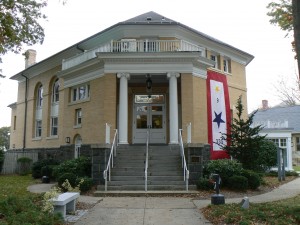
{"left": 72, "top": 83, "right": 90, "bottom": 102}
{"left": 135, "top": 95, "right": 164, "bottom": 104}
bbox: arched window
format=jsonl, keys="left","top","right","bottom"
{"left": 52, "top": 79, "right": 59, "bottom": 103}
{"left": 37, "top": 85, "right": 43, "bottom": 108}
{"left": 35, "top": 83, "right": 43, "bottom": 137}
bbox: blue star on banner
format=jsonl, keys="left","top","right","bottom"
{"left": 213, "top": 111, "right": 225, "bottom": 128}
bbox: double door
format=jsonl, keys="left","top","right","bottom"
{"left": 133, "top": 103, "right": 166, "bottom": 144}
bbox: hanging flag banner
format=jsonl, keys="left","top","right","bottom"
{"left": 207, "top": 70, "right": 230, "bottom": 159}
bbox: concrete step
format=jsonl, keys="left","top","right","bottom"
{"left": 94, "top": 189, "right": 198, "bottom": 197}
{"left": 98, "top": 184, "right": 194, "bottom": 191}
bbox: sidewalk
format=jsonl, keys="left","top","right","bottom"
{"left": 27, "top": 177, "right": 300, "bottom": 225}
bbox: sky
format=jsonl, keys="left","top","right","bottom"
{"left": 0, "top": 0, "right": 297, "bottom": 128}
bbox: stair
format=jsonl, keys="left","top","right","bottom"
{"left": 97, "top": 144, "right": 190, "bottom": 192}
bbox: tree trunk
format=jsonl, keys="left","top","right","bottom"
{"left": 293, "top": 0, "right": 300, "bottom": 77}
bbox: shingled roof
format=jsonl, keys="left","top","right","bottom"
{"left": 253, "top": 105, "right": 300, "bottom": 133}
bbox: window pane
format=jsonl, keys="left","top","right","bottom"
{"left": 137, "top": 106, "right": 147, "bottom": 112}
{"left": 152, "top": 106, "right": 162, "bottom": 112}
{"left": 136, "top": 115, "right": 147, "bottom": 128}
{"left": 73, "top": 89, "right": 77, "bottom": 101}
{"left": 79, "top": 86, "right": 85, "bottom": 99}
{"left": 152, "top": 115, "right": 162, "bottom": 129}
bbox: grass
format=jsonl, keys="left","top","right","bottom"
{"left": 202, "top": 176, "right": 300, "bottom": 225}
{"left": 0, "top": 174, "right": 37, "bottom": 200}
{"left": 0, "top": 174, "right": 64, "bottom": 225}
{"left": 294, "top": 166, "right": 300, "bottom": 171}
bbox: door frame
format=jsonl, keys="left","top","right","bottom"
{"left": 132, "top": 94, "right": 166, "bottom": 144}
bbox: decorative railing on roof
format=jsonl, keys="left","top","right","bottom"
{"left": 253, "top": 120, "right": 289, "bottom": 129}
{"left": 62, "top": 39, "right": 205, "bottom": 70}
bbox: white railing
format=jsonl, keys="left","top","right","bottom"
{"left": 62, "top": 39, "right": 205, "bottom": 70}
{"left": 179, "top": 129, "right": 189, "bottom": 191}
{"left": 145, "top": 130, "right": 149, "bottom": 192}
{"left": 103, "top": 129, "right": 118, "bottom": 191}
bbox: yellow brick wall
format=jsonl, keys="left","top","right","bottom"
{"left": 62, "top": 74, "right": 117, "bottom": 145}
{"left": 181, "top": 74, "right": 208, "bottom": 143}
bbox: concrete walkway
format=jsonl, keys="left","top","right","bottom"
{"left": 27, "top": 177, "right": 300, "bottom": 225}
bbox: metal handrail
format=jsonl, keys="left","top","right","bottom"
{"left": 145, "top": 130, "right": 149, "bottom": 191}
{"left": 103, "top": 129, "right": 118, "bottom": 191}
{"left": 179, "top": 129, "right": 189, "bottom": 191}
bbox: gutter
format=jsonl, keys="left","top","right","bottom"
{"left": 21, "top": 73, "right": 28, "bottom": 152}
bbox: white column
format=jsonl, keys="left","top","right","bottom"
{"left": 167, "top": 72, "right": 180, "bottom": 144}
{"left": 117, "top": 73, "right": 130, "bottom": 144}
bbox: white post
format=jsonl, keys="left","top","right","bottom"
{"left": 117, "top": 73, "right": 130, "bottom": 144}
{"left": 105, "top": 123, "right": 111, "bottom": 144}
{"left": 187, "top": 122, "right": 192, "bottom": 143}
{"left": 167, "top": 72, "right": 180, "bottom": 144}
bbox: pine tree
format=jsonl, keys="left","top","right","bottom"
{"left": 219, "top": 96, "right": 276, "bottom": 171}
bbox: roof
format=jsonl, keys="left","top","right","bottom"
{"left": 10, "top": 11, "right": 254, "bottom": 80}
{"left": 253, "top": 105, "right": 300, "bottom": 132}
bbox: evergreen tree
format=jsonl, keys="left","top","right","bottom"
{"left": 219, "top": 96, "right": 276, "bottom": 171}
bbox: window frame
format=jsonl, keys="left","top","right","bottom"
{"left": 75, "top": 108, "right": 82, "bottom": 127}
{"left": 37, "top": 85, "right": 43, "bottom": 108}
{"left": 210, "top": 54, "right": 218, "bottom": 69}
{"left": 35, "top": 120, "right": 42, "bottom": 137}
{"left": 50, "top": 117, "right": 58, "bottom": 136}
{"left": 71, "top": 83, "right": 90, "bottom": 102}
{"left": 52, "top": 79, "right": 60, "bottom": 103}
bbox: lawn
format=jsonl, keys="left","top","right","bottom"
{"left": 0, "top": 174, "right": 64, "bottom": 225}
{"left": 0, "top": 174, "right": 37, "bottom": 200}
{"left": 294, "top": 166, "right": 300, "bottom": 171}
{"left": 202, "top": 176, "right": 300, "bottom": 225}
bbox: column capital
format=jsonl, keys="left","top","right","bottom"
{"left": 167, "top": 72, "right": 180, "bottom": 79}
{"left": 117, "top": 73, "right": 130, "bottom": 80}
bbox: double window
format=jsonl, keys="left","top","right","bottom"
{"left": 223, "top": 58, "right": 231, "bottom": 73}
{"left": 72, "top": 83, "right": 90, "bottom": 102}
{"left": 75, "top": 108, "right": 82, "bottom": 126}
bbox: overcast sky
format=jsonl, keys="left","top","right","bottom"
{"left": 0, "top": 0, "right": 297, "bottom": 127}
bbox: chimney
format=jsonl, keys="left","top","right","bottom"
{"left": 262, "top": 100, "right": 269, "bottom": 110}
{"left": 24, "top": 49, "right": 37, "bottom": 68}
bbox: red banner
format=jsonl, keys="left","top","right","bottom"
{"left": 206, "top": 70, "right": 230, "bottom": 159}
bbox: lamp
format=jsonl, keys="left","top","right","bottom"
{"left": 65, "top": 137, "right": 70, "bottom": 144}
{"left": 146, "top": 74, "right": 152, "bottom": 98}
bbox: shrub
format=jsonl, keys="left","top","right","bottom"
{"left": 52, "top": 157, "right": 91, "bottom": 180}
{"left": 77, "top": 177, "right": 94, "bottom": 193}
{"left": 17, "top": 157, "right": 32, "bottom": 175}
{"left": 41, "top": 165, "right": 56, "bottom": 179}
{"left": 241, "top": 170, "right": 261, "bottom": 190}
{"left": 227, "top": 175, "right": 248, "bottom": 191}
{"left": 0, "top": 149, "right": 5, "bottom": 173}
{"left": 32, "top": 159, "right": 60, "bottom": 179}
{"left": 203, "top": 159, "right": 243, "bottom": 186}
{"left": 196, "top": 178, "right": 214, "bottom": 190}
{"left": 57, "top": 173, "right": 77, "bottom": 191}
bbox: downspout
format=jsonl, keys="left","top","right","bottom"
{"left": 21, "top": 73, "right": 28, "bottom": 152}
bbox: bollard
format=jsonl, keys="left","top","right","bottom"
{"left": 210, "top": 174, "right": 225, "bottom": 205}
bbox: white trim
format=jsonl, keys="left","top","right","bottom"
{"left": 64, "top": 68, "right": 104, "bottom": 88}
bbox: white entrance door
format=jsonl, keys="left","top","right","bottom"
{"left": 133, "top": 103, "right": 166, "bottom": 144}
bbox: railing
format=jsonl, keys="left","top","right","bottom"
{"left": 179, "top": 129, "right": 189, "bottom": 191}
{"left": 103, "top": 129, "right": 118, "bottom": 191}
{"left": 145, "top": 130, "right": 149, "bottom": 192}
{"left": 62, "top": 39, "right": 205, "bottom": 70}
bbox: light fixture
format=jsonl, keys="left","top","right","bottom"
{"left": 146, "top": 74, "right": 152, "bottom": 98}
{"left": 65, "top": 137, "right": 70, "bottom": 144}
